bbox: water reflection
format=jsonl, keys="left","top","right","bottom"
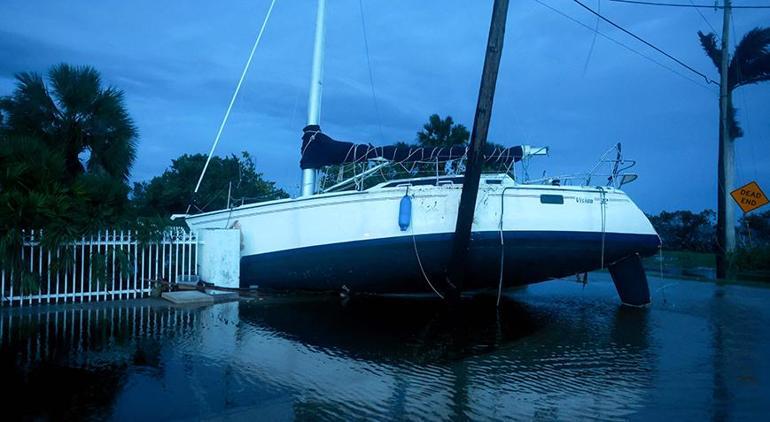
{"left": 237, "top": 296, "right": 653, "bottom": 420}
{"left": 1, "top": 276, "right": 768, "bottom": 420}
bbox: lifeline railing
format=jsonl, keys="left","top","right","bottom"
{"left": 1, "top": 228, "right": 198, "bottom": 307}
{"left": 522, "top": 143, "right": 638, "bottom": 188}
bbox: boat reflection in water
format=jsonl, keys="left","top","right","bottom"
{"left": 2, "top": 276, "right": 769, "bottom": 420}
{"left": 237, "top": 295, "right": 653, "bottom": 420}
{"left": 0, "top": 289, "right": 651, "bottom": 420}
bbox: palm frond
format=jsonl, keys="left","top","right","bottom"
{"left": 730, "top": 27, "right": 770, "bottom": 89}
{"left": 698, "top": 31, "right": 722, "bottom": 71}
{"left": 49, "top": 63, "right": 101, "bottom": 117}
{"left": 85, "top": 86, "right": 138, "bottom": 181}
{"left": 0, "top": 72, "right": 59, "bottom": 141}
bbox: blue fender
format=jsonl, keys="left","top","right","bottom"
{"left": 398, "top": 194, "right": 412, "bottom": 231}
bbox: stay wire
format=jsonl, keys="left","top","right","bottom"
{"left": 358, "top": 0, "right": 386, "bottom": 144}
{"left": 188, "top": 0, "right": 279, "bottom": 213}
{"left": 689, "top": 0, "right": 719, "bottom": 36}
{"left": 582, "top": 0, "right": 602, "bottom": 76}
{"left": 572, "top": 0, "right": 720, "bottom": 85}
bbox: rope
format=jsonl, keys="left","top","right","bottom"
{"left": 189, "top": 0, "right": 279, "bottom": 211}
{"left": 497, "top": 187, "right": 514, "bottom": 306}
{"left": 599, "top": 187, "right": 607, "bottom": 269}
{"left": 407, "top": 187, "right": 444, "bottom": 299}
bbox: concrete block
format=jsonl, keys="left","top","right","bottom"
{"left": 162, "top": 291, "right": 215, "bottom": 305}
{"left": 205, "top": 289, "right": 239, "bottom": 302}
{"left": 198, "top": 229, "right": 240, "bottom": 288}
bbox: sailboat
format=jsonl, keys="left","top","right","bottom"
{"left": 184, "top": 0, "right": 660, "bottom": 305}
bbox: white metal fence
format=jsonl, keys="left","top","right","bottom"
{"left": 1, "top": 228, "right": 198, "bottom": 307}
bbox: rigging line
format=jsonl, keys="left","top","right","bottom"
{"left": 190, "top": 0, "right": 279, "bottom": 206}
{"left": 599, "top": 187, "right": 607, "bottom": 269}
{"left": 407, "top": 188, "right": 445, "bottom": 300}
{"left": 533, "top": 0, "right": 715, "bottom": 91}
{"left": 608, "top": 0, "right": 770, "bottom": 8}
{"left": 572, "top": 0, "right": 720, "bottom": 85}
{"left": 497, "top": 187, "right": 514, "bottom": 307}
{"left": 583, "top": 0, "right": 602, "bottom": 76}
{"left": 689, "top": 0, "right": 719, "bottom": 36}
{"left": 358, "top": 0, "right": 386, "bottom": 144}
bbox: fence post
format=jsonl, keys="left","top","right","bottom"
{"left": 46, "top": 240, "right": 52, "bottom": 304}
{"left": 28, "top": 229, "right": 35, "bottom": 305}
{"left": 88, "top": 233, "right": 94, "bottom": 302}
{"left": 187, "top": 231, "right": 192, "bottom": 278}
{"left": 133, "top": 230, "right": 138, "bottom": 299}
{"left": 71, "top": 238, "right": 76, "bottom": 303}
{"left": 56, "top": 247, "right": 61, "bottom": 304}
{"left": 111, "top": 230, "right": 116, "bottom": 301}
{"left": 80, "top": 235, "right": 85, "bottom": 303}
{"left": 141, "top": 236, "right": 146, "bottom": 296}
{"left": 161, "top": 231, "right": 166, "bottom": 283}
{"left": 175, "top": 231, "right": 180, "bottom": 284}
{"left": 38, "top": 230, "right": 43, "bottom": 303}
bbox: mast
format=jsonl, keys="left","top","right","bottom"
{"left": 302, "top": 0, "right": 327, "bottom": 197}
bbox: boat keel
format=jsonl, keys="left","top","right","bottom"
{"left": 608, "top": 253, "right": 651, "bottom": 307}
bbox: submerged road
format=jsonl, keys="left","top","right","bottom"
{"left": 1, "top": 273, "right": 768, "bottom": 420}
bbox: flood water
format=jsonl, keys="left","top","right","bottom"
{"left": 1, "top": 274, "right": 768, "bottom": 420}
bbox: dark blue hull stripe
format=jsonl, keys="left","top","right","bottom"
{"left": 240, "top": 231, "right": 660, "bottom": 293}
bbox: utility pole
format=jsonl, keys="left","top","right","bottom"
{"left": 446, "top": 0, "right": 510, "bottom": 298}
{"left": 716, "top": 0, "right": 734, "bottom": 278}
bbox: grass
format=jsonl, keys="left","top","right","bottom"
{"left": 642, "top": 249, "right": 770, "bottom": 283}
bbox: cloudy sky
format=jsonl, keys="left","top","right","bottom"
{"left": 1, "top": 0, "right": 768, "bottom": 213}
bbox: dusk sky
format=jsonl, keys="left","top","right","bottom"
{"left": 1, "top": 0, "right": 768, "bottom": 213}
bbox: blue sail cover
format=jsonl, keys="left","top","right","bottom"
{"left": 300, "top": 125, "right": 524, "bottom": 170}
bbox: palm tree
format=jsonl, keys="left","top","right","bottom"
{"left": 417, "top": 114, "right": 470, "bottom": 147}
{"left": 698, "top": 27, "right": 770, "bottom": 277}
{"left": 0, "top": 63, "right": 137, "bottom": 182}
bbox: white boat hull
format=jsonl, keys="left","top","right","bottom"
{"left": 185, "top": 179, "right": 660, "bottom": 294}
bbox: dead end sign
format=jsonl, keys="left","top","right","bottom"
{"left": 731, "top": 181, "right": 769, "bottom": 213}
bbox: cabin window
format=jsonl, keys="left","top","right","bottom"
{"left": 485, "top": 179, "right": 503, "bottom": 185}
{"left": 540, "top": 194, "right": 564, "bottom": 204}
{"left": 381, "top": 176, "right": 465, "bottom": 188}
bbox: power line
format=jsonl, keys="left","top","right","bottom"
{"left": 688, "top": 0, "right": 720, "bottom": 35}
{"left": 608, "top": 0, "right": 770, "bottom": 8}
{"left": 532, "top": 0, "right": 715, "bottom": 90}
{"left": 573, "top": 0, "right": 720, "bottom": 85}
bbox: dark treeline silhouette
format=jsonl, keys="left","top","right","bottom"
{"left": 649, "top": 209, "right": 770, "bottom": 252}
{"left": 648, "top": 209, "right": 770, "bottom": 272}
{"left": 0, "top": 64, "right": 287, "bottom": 277}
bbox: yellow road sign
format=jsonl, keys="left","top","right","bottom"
{"left": 731, "top": 181, "right": 769, "bottom": 213}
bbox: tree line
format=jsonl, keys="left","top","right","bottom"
{"left": 0, "top": 65, "right": 286, "bottom": 258}
{"left": 648, "top": 209, "right": 770, "bottom": 271}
